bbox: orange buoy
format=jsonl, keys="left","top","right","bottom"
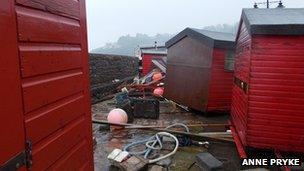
{"left": 153, "top": 87, "right": 164, "bottom": 96}
{"left": 152, "top": 72, "right": 162, "bottom": 81}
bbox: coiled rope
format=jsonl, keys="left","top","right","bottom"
{"left": 123, "top": 123, "right": 189, "bottom": 163}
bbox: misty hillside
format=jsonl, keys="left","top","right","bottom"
{"left": 90, "top": 33, "right": 172, "bottom": 56}
{"left": 91, "top": 23, "right": 238, "bottom": 56}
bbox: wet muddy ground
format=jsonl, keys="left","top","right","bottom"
{"left": 92, "top": 97, "right": 240, "bottom": 171}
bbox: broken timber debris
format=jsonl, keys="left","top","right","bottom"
{"left": 92, "top": 119, "right": 233, "bottom": 142}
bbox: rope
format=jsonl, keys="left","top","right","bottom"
{"left": 123, "top": 123, "right": 189, "bottom": 163}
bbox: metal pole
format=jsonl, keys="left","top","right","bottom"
{"left": 267, "top": 0, "right": 269, "bottom": 8}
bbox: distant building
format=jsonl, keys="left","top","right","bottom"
{"left": 139, "top": 42, "right": 167, "bottom": 75}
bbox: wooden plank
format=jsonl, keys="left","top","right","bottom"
{"left": 92, "top": 119, "right": 233, "bottom": 142}
{"left": 0, "top": 0, "right": 25, "bottom": 165}
{"left": 16, "top": 6, "right": 81, "bottom": 44}
{"left": 32, "top": 116, "right": 86, "bottom": 170}
{"left": 22, "top": 70, "right": 84, "bottom": 113}
{"left": 16, "top": 0, "right": 80, "bottom": 19}
{"left": 79, "top": 0, "right": 95, "bottom": 169}
{"left": 25, "top": 93, "right": 84, "bottom": 144}
{"left": 20, "top": 44, "right": 82, "bottom": 77}
{"left": 46, "top": 140, "right": 88, "bottom": 171}
{"left": 11, "top": 0, "right": 94, "bottom": 169}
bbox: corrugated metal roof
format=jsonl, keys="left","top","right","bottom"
{"left": 242, "top": 8, "right": 304, "bottom": 35}
{"left": 166, "top": 28, "right": 235, "bottom": 49}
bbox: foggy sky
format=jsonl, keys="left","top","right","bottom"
{"left": 86, "top": 0, "right": 304, "bottom": 50}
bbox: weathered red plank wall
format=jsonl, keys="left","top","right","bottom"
{"left": 232, "top": 20, "right": 304, "bottom": 152}
{"left": 15, "top": 0, "right": 93, "bottom": 170}
{"left": 142, "top": 54, "right": 152, "bottom": 75}
{"left": 142, "top": 54, "right": 166, "bottom": 75}
{"left": 231, "top": 22, "right": 251, "bottom": 145}
{"left": 207, "top": 48, "right": 234, "bottom": 112}
{"left": 0, "top": 1, "right": 26, "bottom": 169}
{"left": 247, "top": 35, "right": 304, "bottom": 152}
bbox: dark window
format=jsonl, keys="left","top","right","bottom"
{"left": 225, "top": 51, "right": 235, "bottom": 71}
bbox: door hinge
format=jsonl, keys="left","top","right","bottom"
{"left": 25, "top": 140, "right": 33, "bottom": 169}
{"left": 0, "top": 152, "right": 26, "bottom": 171}
{"left": 0, "top": 140, "right": 32, "bottom": 171}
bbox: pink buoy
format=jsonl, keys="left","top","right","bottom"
{"left": 153, "top": 87, "right": 164, "bottom": 97}
{"left": 107, "top": 108, "right": 128, "bottom": 124}
{"left": 152, "top": 72, "right": 162, "bottom": 81}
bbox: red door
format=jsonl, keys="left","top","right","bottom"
{"left": 1, "top": 0, "right": 93, "bottom": 170}
{"left": 0, "top": 1, "right": 27, "bottom": 170}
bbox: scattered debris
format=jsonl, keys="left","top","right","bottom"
{"left": 93, "top": 119, "right": 232, "bottom": 143}
{"left": 92, "top": 98, "right": 238, "bottom": 170}
{"left": 98, "top": 124, "right": 110, "bottom": 131}
{"left": 155, "top": 158, "right": 172, "bottom": 168}
{"left": 108, "top": 149, "right": 125, "bottom": 161}
{"left": 133, "top": 98, "right": 160, "bottom": 119}
{"left": 151, "top": 58, "right": 167, "bottom": 73}
{"left": 124, "top": 131, "right": 179, "bottom": 163}
{"left": 109, "top": 153, "right": 148, "bottom": 171}
{"left": 150, "top": 165, "right": 165, "bottom": 171}
{"left": 193, "top": 152, "right": 223, "bottom": 171}
{"left": 92, "top": 63, "right": 238, "bottom": 170}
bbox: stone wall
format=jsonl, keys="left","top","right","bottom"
{"left": 89, "top": 53, "right": 139, "bottom": 103}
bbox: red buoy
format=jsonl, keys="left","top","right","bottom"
{"left": 153, "top": 87, "right": 164, "bottom": 96}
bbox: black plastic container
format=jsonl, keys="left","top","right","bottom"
{"left": 120, "top": 100, "right": 134, "bottom": 123}
{"left": 131, "top": 98, "right": 159, "bottom": 119}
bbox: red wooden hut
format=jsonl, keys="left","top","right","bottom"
{"left": 164, "top": 28, "right": 235, "bottom": 112}
{"left": 140, "top": 45, "right": 167, "bottom": 75}
{"left": 231, "top": 8, "right": 304, "bottom": 153}
{"left": 0, "top": 0, "right": 93, "bottom": 170}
